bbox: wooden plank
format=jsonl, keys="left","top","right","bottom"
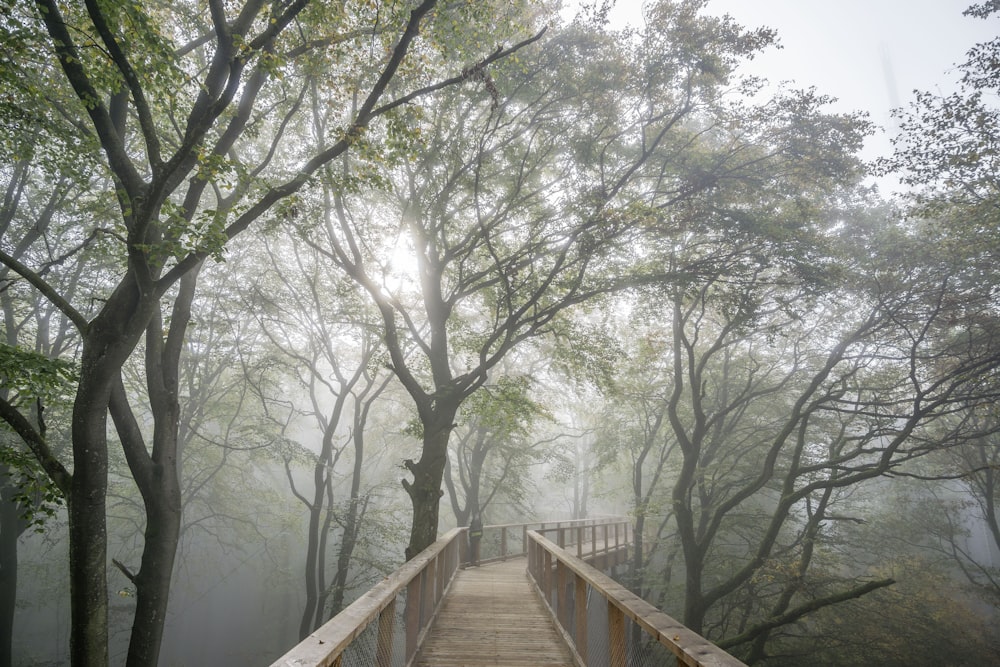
{"left": 414, "top": 559, "right": 575, "bottom": 667}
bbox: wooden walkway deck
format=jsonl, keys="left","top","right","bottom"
{"left": 414, "top": 558, "right": 575, "bottom": 667}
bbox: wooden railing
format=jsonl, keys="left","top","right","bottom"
{"left": 269, "top": 517, "right": 632, "bottom": 667}
{"left": 534, "top": 518, "right": 632, "bottom": 565}
{"left": 527, "top": 530, "right": 748, "bottom": 667}
{"left": 269, "top": 528, "right": 464, "bottom": 667}
{"left": 473, "top": 516, "right": 628, "bottom": 565}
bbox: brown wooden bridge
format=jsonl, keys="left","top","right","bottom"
{"left": 270, "top": 518, "right": 746, "bottom": 667}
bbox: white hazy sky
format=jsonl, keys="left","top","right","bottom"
{"left": 605, "top": 0, "right": 997, "bottom": 168}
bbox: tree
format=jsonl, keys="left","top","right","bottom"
{"left": 594, "top": 326, "right": 677, "bottom": 601}
{"left": 882, "top": 3, "right": 1000, "bottom": 220}
{"left": 0, "top": 1, "right": 540, "bottom": 663}
{"left": 0, "top": 114, "right": 97, "bottom": 665}
{"left": 937, "top": 422, "right": 1000, "bottom": 605}
{"left": 303, "top": 0, "right": 781, "bottom": 559}
{"left": 249, "top": 234, "right": 396, "bottom": 636}
{"left": 443, "top": 371, "right": 553, "bottom": 527}
{"left": 878, "top": 2, "right": 1000, "bottom": 612}
{"left": 601, "top": 191, "right": 1000, "bottom": 662}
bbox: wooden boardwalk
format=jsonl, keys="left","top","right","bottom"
{"left": 414, "top": 558, "right": 575, "bottom": 667}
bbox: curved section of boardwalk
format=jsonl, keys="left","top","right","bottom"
{"left": 415, "top": 558, "right": 575, "bottom": 667}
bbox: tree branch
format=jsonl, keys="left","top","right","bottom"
{"left": 33, "top": 0, "right": 144, "bottom": 196}
{"left": 717, "top": 578, "right": 896, "bottom": 650}
{"left": 0, "top": 248, "right": 88, "bottom": 333}
{"left": 0, "top": 396, "right": 71, "bottom": 496}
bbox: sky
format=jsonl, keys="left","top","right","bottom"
{"left": 604, "top": 0, "right": 997, "bottom": 178}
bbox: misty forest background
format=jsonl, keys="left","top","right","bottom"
{"left": 1, "top": 0, "right": 1000, "bottom": 665}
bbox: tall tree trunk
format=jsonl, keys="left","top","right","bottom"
{"left": 125, "top": 481, "right": 181, "bottom": 667}
{"left": 69, "top": 365, "right": 114, "bottom": 667}
{"left": 298, "top": 466, "right": 326, "bottom": 638}
{"left": 110, "top": 268, "right": 197, "bottom": 667}
{"left": 403, "top": 407, "right": 458, "bottom": 561}
{"left": 71, "top": 306, "right": 144, "bottom": 667}
{"left": 329, "top": 398, "right": 371, "bottom": 617}
{"left": 298, "top": 390, "right": 349, "bottom": 638}
{"left": 0, "top": 469, "right": 28, "bottom": 667}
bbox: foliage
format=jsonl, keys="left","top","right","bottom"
{"left": 0, "top": 447, "right": 62, "bottom": 532}
{"left": 881, "top": 5, "right": 1000, "bottom": 222}
{"left": 0, "top": 344, "right": 76, "bottom": 406}
{"left": 1, "top": 1, "right": 999, "bottom": 665}
{"left": 0, "top": 345, "right": 74, "bottom": 530}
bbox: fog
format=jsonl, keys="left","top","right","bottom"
{"left": 2, "top": 1, "right": 999, "bottom": 665}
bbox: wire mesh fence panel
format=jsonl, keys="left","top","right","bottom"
{"left": 586, "top": 582, "right": 611, "bottom": 667}
{"left": 624, "top": 617, "right": 679, "bottom": 667}
{"left": 338, "top": 615, "right": 379, "bottom": 667}
{"left": 479, "top": 531, "right": 502, "bottom": 561}
{"left": 390, "top": 589, "right": 408, "bottom": 667}
{"left": 505, "top": 528, "right": 525, "bottom": 557}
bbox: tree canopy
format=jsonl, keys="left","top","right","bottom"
{"left": 1, "top": 1, "right": 999, "bottom": 665}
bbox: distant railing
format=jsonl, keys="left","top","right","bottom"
{"left": 527, "top": 531, "right": 748, "bottom": 667}
{"left": 474, "top": 516, "right": 628, "bottom": 565}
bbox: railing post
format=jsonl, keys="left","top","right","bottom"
{"left": 420, "top": 568, "right": 433, "bottom": 636}
{"left": 448, "top": 538, "right": 457, "bottom": 580}
{"left": 543, "top": 549, "right": 553, "bottom": 603}
{"left": 533, "top": 536, "right": 541, "bottom": 580}
{"left": 557, "top": 560, "right": 569, "bottom": 630}
{"left": 608, "top": 600, "right": 626, "bottom": 667}
{"left": 435, "top": 551, "right": 445, "bottom": 604}
{"left": 523, "top": 525, "right": 529, "bottom": 557}
{"left": 527, "top": 536, "right": 534, "bottom": 579}
{"left": 501, "top": 527, "right": 508, "bottom": 560}
{"left": 575, "top": 575, "right": 588, "bottom": 664}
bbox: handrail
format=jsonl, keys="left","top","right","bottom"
{"left": 527, "top": 531, "right": 748, "bottom": 667}
{"left": 534, "top": 519, "right": 632, "bottom": 561}
{"left": 269, "top": 528, "right": 464, "bottom": 667}
{"left": 472, "top": 516, "right": 626, "bottom": 565}
{"left": 269, "top": 517, "right": 632, "bottom": 667}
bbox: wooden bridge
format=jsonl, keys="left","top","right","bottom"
{"left": 269, "top": 518, "right": 746, "bottom": 667}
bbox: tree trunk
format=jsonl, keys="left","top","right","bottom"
{"left": 329, "top": 409, "right": 368, "bottom": 616}
{"left": 329, "top": 493, "right": 364, "bottom": 617}
{"left": 299, "top": 391, "right": 349, "bottom": 638}
{"left": 298, "top": 469, "right": 325, "bottom": 639}
{"left": 70, "top": 328, "right": 135, "bottom": 667}
{"left": 125, "top": 484, "right": 181, "bottom": 667}
{"left": 403, "top": 408, "right": 457, "bottom": 561}
{"left": 0, "top": 470, "right": 28, "bottom": 667}
{"left": 69, "top": 387, "right": 112, "bottom": 667}
{"left": 108, "top": 268, "right": 196, "bottom": 667}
